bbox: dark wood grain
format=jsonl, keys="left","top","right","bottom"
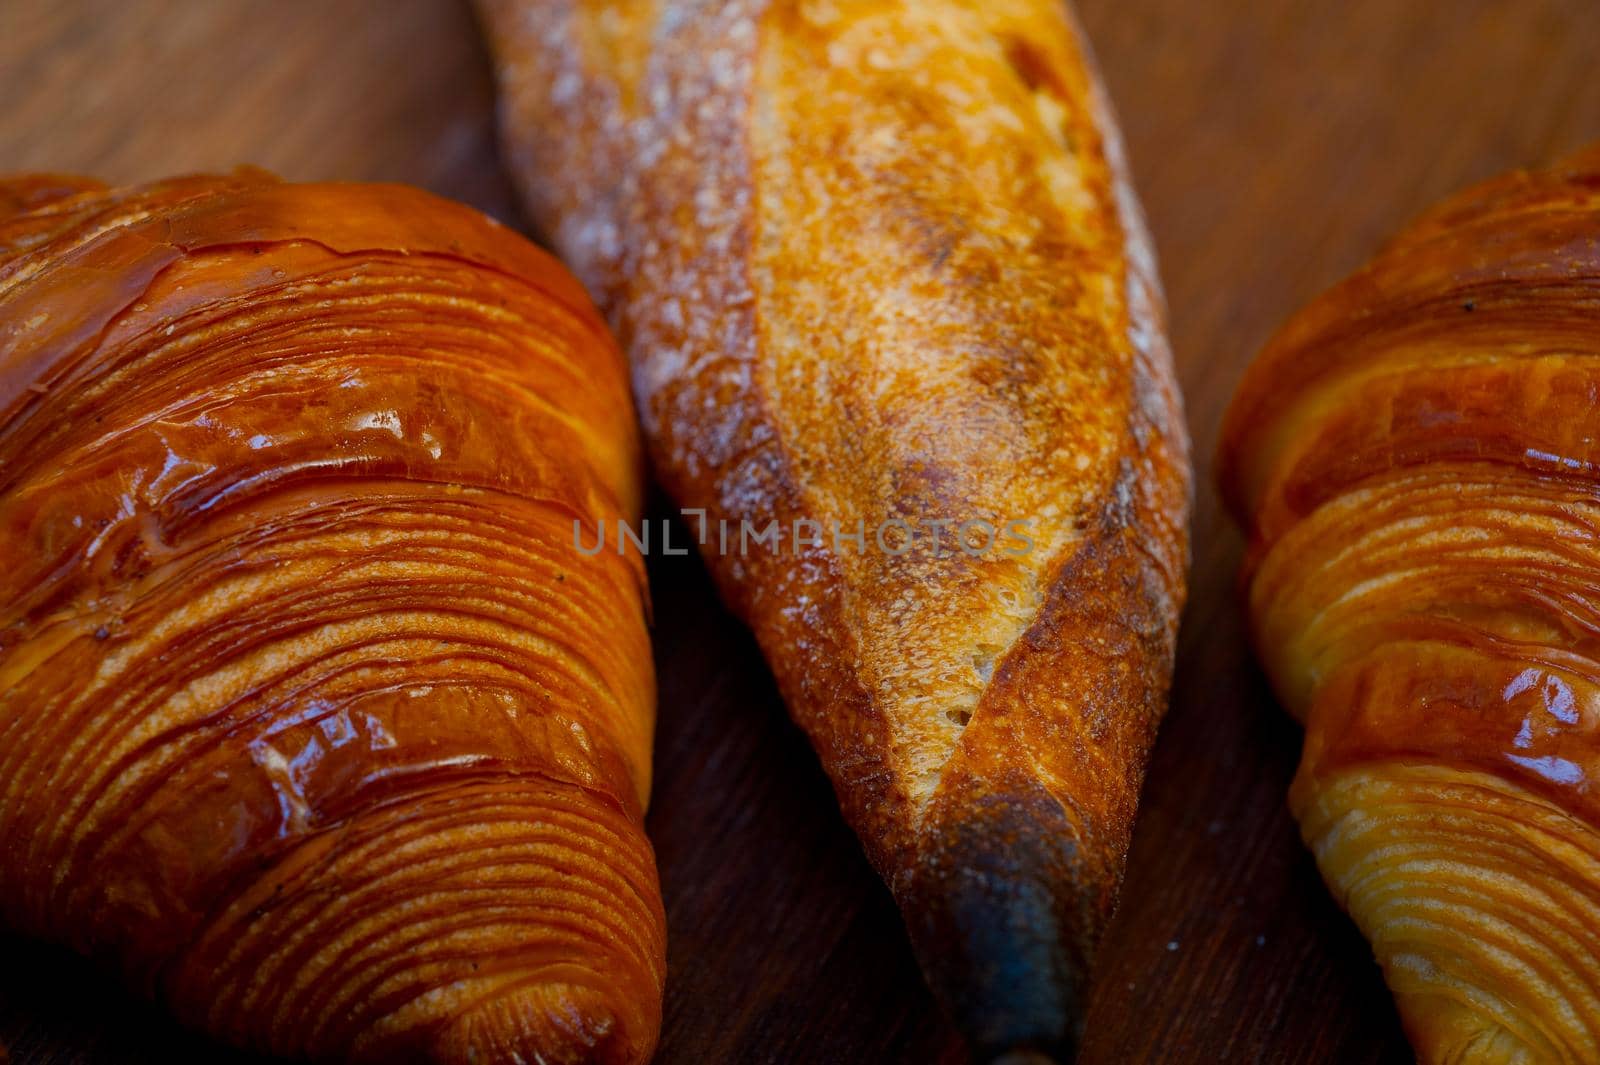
{"left": 0, "top": 1, "right": 1597, "bottom": 1063}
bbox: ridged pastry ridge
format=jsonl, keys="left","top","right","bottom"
{"left": 0, "top": 171, "right": 665, "bottom": 1064}
{"left": 1220, "top": 144, "right": 1600, "bottom": 1064}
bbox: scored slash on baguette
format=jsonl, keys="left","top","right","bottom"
{"left": 478, "top": 1, "right": 1191, "bottom": 1058}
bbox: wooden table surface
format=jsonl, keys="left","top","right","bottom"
{"left": 2, "top": 2, "right": 1598, "bottom": 1063}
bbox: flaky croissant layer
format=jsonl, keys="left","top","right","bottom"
{"left": 1220, "top": 145, "right": 1600, "bottom": 1064}
{"left": 0, "top": 172, "right": 665, "bottom": 1064}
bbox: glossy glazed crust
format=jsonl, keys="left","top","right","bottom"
{"left": 478, "top": 2, "right": 1191, "bottom": 1055}
{"left": 1219, "top": 145, "right": 1600, "bottom": 1063}
{"left": 0, "top": 172, "right": 665, "bottom": 1065}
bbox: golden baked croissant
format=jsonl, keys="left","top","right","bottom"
{"left": 1219, "top": 145, "right": 1600, "bottom": 1063}
{"left": 476, "top": 2, "right": 1191, "bottom": 1057}
{"left": 0, "top": 171, "right": 665, "bottom": 1064}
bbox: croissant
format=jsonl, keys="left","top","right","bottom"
{"left": 476, "top": 2, "right": 1191, "bottom": 1057}
{"left": 0, "top": 171, "right": 665, "bottom": 1064}
{"left": 1218, "top": 145, "right": 1600, "bottom": 1063}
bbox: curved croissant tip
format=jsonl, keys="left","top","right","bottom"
{"left": 428, "top": 980, "right": 649, "bottom": 1065}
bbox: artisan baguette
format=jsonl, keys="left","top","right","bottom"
{"left": 478, "top": 2, "right": 1191, "bottom": 1057}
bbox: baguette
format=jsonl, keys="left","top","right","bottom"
{"left": 478, "top": 2, "right": 1191, "bottom": 1057}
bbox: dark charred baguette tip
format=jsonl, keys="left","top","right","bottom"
{"left": 904, "top": 791, "right": 1098, "bottom": 1064}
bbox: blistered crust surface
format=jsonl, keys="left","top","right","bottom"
{"left": 481, "top": 0, "right": 1190, "bottom": 1053}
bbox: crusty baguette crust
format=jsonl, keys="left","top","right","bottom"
{"left": 0, "top": 172, "right": 664, "bottom": 1064}
{"left": 1218, "top": 146, "right": 1600, "bottom": 1063}
{"left": 479, "top": 1, "right": 1190, "bottom": 1054}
